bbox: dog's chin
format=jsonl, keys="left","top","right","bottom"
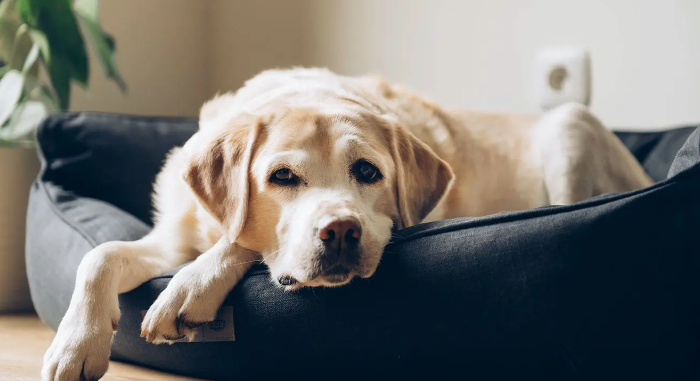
{"left": 300, "top": 263, "right": 380, "bottom": 289}
{"left": 280, "top": 267, "right": 358, "bottom": 291}
{"left": 317, "top": 272, "right": 354, "bottom": 287}
{"left": 281, "top": 277, "right": 353, "bottom": 291}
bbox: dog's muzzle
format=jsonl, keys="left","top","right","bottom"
{"left": 276, "top": 215, "right": 363, "bottom": 287}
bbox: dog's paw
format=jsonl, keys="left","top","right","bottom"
{"left": 140, "top": 274, "right": 219, "bottom": 344}
{"left": 42, "top": 310, "right": 114, "bottom": 381}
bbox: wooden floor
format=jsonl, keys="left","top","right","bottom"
{"left": 0, "top": 314, "right": 204, "bottom": 381}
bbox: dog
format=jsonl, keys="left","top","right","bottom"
{"left": 42, "top": 67, "right": 652, "bottom": 381}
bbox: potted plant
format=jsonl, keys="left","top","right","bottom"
{"left": 0, "top": 0, "right": 125, "bottom": 311}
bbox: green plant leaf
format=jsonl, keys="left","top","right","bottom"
{"left": 0, "top": 0, "right": 33, "bottom": 71}
{"left": 46, "top": 57, "right": 71, "bottom": 110}
{"left": 0, "top": 69, "right": 23, "bottom": 126}
{"left": 0, "top": 0, "right": 20, "bottom": 62}
{"left": 34, "top": 84, "right": 59, "bottom": 112}
{"left": 73, "top": 0, "right": 97, "bottom": 20}
{"left": 17, "top": 0, "right": 89, "bottom": 85}
{"left": 22, "top": 40, "right": 38, "bottom": 73}
{"left": 27, "top": 28, "right": 47, "bottom": 60}
{"left": 25, "top": 28, "right": 71, "bottom": 110}
{"left": 8, "top": 22, "right": 33, "bottom": 71}
{"left": 22, "top": 70, "right": 60, "bottom": 112}
{"left": 0, "top": 99, "right": 45, "bottom": 140}
{"left": 75, "top": 0, "right": 126, "bottom": 91}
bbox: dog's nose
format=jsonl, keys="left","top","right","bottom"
{"left": 318, "top": 216, "right": 362, "bottom": 248}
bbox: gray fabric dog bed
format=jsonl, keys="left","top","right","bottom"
{"left": 26, "top": 113, "right": 700, "bottom": 380}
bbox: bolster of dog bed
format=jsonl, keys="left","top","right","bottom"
{"left": 26, "top": 113, "right": 700, "bottom": 380}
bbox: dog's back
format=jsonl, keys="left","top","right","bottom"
{"left": 340, "top": 70, "right": 652, "bottom": 217}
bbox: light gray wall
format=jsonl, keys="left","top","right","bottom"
{"left": 72, "top": 0, "right": 700, "bottom": 130}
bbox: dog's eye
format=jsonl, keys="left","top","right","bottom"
{"left": 352, "top": 160, "right": 382, "bottom": 184}
{"left": 270, "top": 168, "right": 299, "bottom": 185}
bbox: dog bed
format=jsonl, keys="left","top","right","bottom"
{"left": 26, "top": 113, "right": 700, "bottom": 380}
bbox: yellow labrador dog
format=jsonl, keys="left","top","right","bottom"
{"left": 42, "top": 68, "right": 652, "bottom": 381}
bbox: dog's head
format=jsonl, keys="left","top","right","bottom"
{"left": 185, "top": 95, "right": 453, "bottom": 289}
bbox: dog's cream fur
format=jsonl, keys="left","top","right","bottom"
{"left": 42, "top": 68, "right": 652, "bottom": 381}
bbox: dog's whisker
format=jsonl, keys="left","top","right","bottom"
{"left": 234, "top": 258, "right": 262, "bottom": 265}
{"left": 260, "top": 250, "right": 280, "bottom": 264}
{"left": 229, "top": 250, "right": 280, "bottom": 267}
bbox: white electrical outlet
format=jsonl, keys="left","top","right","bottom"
{"left": 534, "top": 47, "right": 591, "bottom": 111}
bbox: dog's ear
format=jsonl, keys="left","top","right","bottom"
{"left": 390, "top": 123, "right": 455, "bottom": 228}
{"left": 184, "top": 114, "right": 264, "bottom": 242}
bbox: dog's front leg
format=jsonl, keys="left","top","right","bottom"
{"left": 140, "top": 238, "right": 257, "bottom": 344}
{"left": 42, "top": 237, "right": 190, "bottom": 381}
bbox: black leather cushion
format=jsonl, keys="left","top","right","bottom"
{"left": 26, "top": 113, "right": 700, "bottom": 380}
